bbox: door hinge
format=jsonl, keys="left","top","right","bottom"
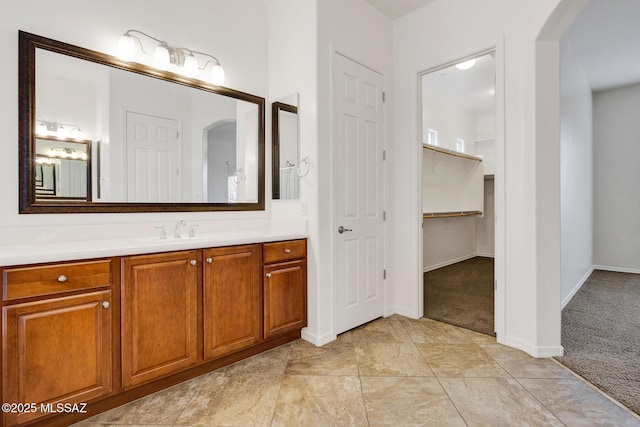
{"left": 177, "top": 131, "right": 180, "bottom": 138}
{"left": 382, "top": 150, "right": 386, "bottom": 161}
{"left": 494, "top": 280, "right": 497, "bottom": 291}
{"left": 382, "top": 92, "right": 386, "bottom": 103}
{"left": 383, "top": 269, "right": 387, "bottom": 279}
{"left": 383, "top": 211, "right": 386, "bottom": 221}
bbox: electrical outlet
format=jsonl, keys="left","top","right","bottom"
{"left": 301, "top": 201, "right": 308, "bottom": 216}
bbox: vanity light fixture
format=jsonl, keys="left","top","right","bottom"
{"left": 455, "top": 59, "right": 476, "bottom": 70}
{"left": 36, "top": 120, "right": 84, "bottom": 140}
{"left": 44, "top": 147, "right": 88, "bottom": 160}
{"left": 116, "top": 29, "right": 225, "bottom": 86}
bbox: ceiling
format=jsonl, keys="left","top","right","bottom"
{"left": 566, "top": 0, "right": 640, "bottom": 91}
{"left": 421, "top": 53, "right": 495, "bottom": 115}
{"left": 365, "top": 0, "right": 437, "bottom": 20}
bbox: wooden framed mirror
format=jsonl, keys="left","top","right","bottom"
{"left": 19, "top": 31, "right": 265, "bottom": 213}
{"left": 271, "top": 94, "right": 299, "bottom": 200}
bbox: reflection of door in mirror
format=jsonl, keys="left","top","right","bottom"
{"left": 125, "top": 112, "right": 181, "bottom": 202}
{"left": 272, "top": 94, "right": 299, "bottom": 200}
{"left": 34, "top": 138, "right": 91, "bottom": 200}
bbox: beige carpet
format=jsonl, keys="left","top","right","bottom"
{"left": 555, "top": 269, "right": 640, "bottom": 415}
{"left": 423, "top": 256, "right": 494, "bottom": 336}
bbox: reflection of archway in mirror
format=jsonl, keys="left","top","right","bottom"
{"left": 203, "top": 119, "right": 237, "bottom": 203}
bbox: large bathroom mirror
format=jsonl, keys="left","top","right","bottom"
{"left": 19, "top": 31, "right": 265, "bottom": 213}
{"left": 271, "top": 94, "right": 299, "bottom": 199}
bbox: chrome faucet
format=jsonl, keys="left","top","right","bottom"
{"left": 174, "top": 220, "right": 186, "bottom": 238}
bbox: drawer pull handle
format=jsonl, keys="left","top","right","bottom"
{"left": 57, "top": 275, "right": 67, "bottom": 283}
{"left": 190, "top": 260, "right": 197, "bottom": 266}
{"left": 284, "top": 249, "right": 291, "bottom": 253}
{"left": 266, "top": 272, "right": 272, "bottom": 278}
{"left": 102, "top": 301, "right": 110, "bottom": 309}
{"left": 206, "top": 258, "right": 213, "bottom": 264}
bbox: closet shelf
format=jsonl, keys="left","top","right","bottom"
{"left": 422, "top": 143, "right": 482, "bottom": 162}
{"left": 423, "top": 210, "right": 483, "bottom": 219}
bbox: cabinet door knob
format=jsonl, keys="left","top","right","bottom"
{"left": 57, "top": 275, "right": 67, "bottom": 283}
{"left": 102, "top": 301, "right": 110, "bottom": 309}
{"left": 206, "top": 258, "right": 213, "bottom": 264}
{"left": 284, "top": 248, "right": 291, "bottom": 253}
{"left": 266, "top": 272, "right": 272, "bottom": 278}
{"left": 190, "top": 260, "right": 197, "bottom": 266}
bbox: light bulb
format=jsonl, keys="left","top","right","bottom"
{"left": 455, "top": 59, "right": 476, "bottom": 71}
{"left": 154, "top": 44, "right": 170, "bottom": 69}
{"left": 183, "top": 54, "right": 198, "bottom": 78}
{"left": 210, "top": 64, "right": 225, "bottom": 86}
{"left": 117, "top": 34, "right": 136, "bottom": 61}
{"left": 56, "top": 125, "right": 68, "bottom": 139}
{"left": 73, "top": 128, "right": 84, "bottom": 140}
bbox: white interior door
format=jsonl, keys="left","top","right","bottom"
{"left": 125, "top": 111, "right": 181, "bottom": 202}
{"left": 333, "top": 53, "right": 385, "bottom": 334}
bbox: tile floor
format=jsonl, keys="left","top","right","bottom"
{"left": 75, "top": 316, "right": 640, "bottom": 426}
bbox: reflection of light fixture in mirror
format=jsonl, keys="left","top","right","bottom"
{"left": 116, "top": 29, "right": 225, "bottom": 85}
{"left": 35, "top": 120, "right": 84, "bottom": 140}
{"left": 46, "top": 147, "right": 88, "bottom": 160}
{"left": 455, "top": 59, "right": 476, "bottom": 70}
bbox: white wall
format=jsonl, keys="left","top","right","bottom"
{"left": 314, "top": 0, "right": 393, "bottom": 344}
{"left": 559, "top": 35, "right": 593, "bottom": 306}
{"left": 593, "top": 83, "right": 640, "bottom": 272}
{"left": 392, "top": 0, "right": 585, "bottom": 357}
{"left": 0, "top": 0, "right": 269, "bottom": 242}
{"left": 477, "top": 180, "right": 495, "bottom": 257}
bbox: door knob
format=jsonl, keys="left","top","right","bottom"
{"left": 338, "top": 226, "right": 353, "bottom": 234}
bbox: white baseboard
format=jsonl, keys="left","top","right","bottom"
{"left": 593, "top": 265, "right": 640, "bottom": 275}
{"left": 476, "top": 252, "right": 495, "bottom": 258}
{"left": 502, "top": 335, "right": 564, "bottom": 358}
{"left": 561, "top": 266, "right": 594, "bottom": 309}
{"left": 423, "top": 253, "right": 477, "bottom": 273}
{"left": 300, "top": 328, "right": 336, "bottom": 347}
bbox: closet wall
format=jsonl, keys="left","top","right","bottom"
{"left": 422, "top": 109, "right": 495, "bottom": 272}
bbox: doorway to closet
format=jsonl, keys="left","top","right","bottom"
{"left": 420, "top": 51, "right": 496, "bottom": 336}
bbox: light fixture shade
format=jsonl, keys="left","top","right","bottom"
{"left": 154, "top": 45, "right": 170, "bottom": 69}
{"left": 117, "top": 34, "right": 136, "bottom": 60}
{"left": 210, "top": 64, "right": 225, "bottom": 86}
{"left": 56, "top": 125, "right": 68, "bottom": 139}
{"left": 183, "top": 55, "right": 198, "bottom": 78}
{"left": 36, "top": 122, "right": 48, "bottom": 137}
{"left": 455, "top": 59, "right": 476, "bottom": 71}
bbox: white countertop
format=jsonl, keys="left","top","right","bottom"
{"left": 0, "top": 229, "right": 308, "bottom": 267}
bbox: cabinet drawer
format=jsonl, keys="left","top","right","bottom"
{"left": 263, "top": 239, "right": 306, "bottom": 263}
{"left": 3, "top": 259, "right": 112, "bottom": 301}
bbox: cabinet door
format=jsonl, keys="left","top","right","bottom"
{"left": 203, "top": 244, "right": 261, "bottom": 359}
{"left": 264, "top": 260, "right": 307, "bottom": 339}
{"left": 3, "top": 291, "right": 112, "bottom": 426}
{"left": 121, "top": 251, "right": 199, "bottom": 388}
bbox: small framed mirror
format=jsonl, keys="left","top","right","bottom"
{"left": 272, "top": 94, "right": 299, "bottom": 199}
{"left": 34, "top": 136, "right": 91, "bottom": 200}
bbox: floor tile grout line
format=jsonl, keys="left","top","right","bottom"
{"left": 401, "top": 316, "right": 471, "bottom": 426}
{"left": 268, "top": 342, "right": 294, "bottom": 426}
{"left": 511, "top": 377, "right": 568, "bottom": 427}
{"left": 548, "top": 358, "right": 640, "bottom": 420}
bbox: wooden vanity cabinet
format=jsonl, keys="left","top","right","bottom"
{"left": 1, "top": 239, "right": 306, "bottom": 426}
{"left": 263, "top": 240, "right": 307, "bottom": 339}
{"left": 203, "top": 244, "right": 262, "bottom": 359}
{"left": 1, "top": 260, "right": 114, "bottom": 427}
{"left": 120, "top": 250, "right": 200, "bottom": 388}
